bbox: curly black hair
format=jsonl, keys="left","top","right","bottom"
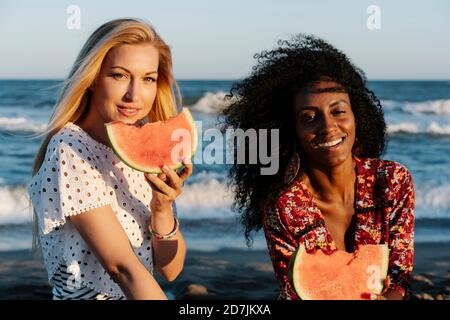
{"left": 220, "top": 34, "right": 387, "bottom": 246}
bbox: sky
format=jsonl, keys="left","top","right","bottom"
{"left": 0, "top": 0, "right": 449, "bottom": 80}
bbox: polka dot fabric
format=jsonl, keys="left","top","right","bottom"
{"left": 28, "top": 122, "right": 160, "bottom": 298}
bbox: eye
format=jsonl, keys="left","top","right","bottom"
{"left": 301, "top": 113, "right": 316, "bottom": 123}
{"left": 144, "top": 76, "right": 157, "bottom": 83}
{"left": 332, "top": 109, "right": 346, "bottom": 116}
{"left": 112, "top": 73, "right": 127, "bottom": 80}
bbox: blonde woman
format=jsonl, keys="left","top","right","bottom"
{"left": 27, "top": 18, "right": 192, "bottom": 300}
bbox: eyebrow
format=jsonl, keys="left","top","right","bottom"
{"left": 329, "top": 99, "right": 349, "bottom": 107}
{"left": 111, "top": 66, "right": 158, "bottom": 75}
{"left": 298, "top": 99, "right": 349, "bottom": 112}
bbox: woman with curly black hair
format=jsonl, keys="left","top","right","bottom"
{"left": 221, "top": 35, "right": 414, "bottom": 300}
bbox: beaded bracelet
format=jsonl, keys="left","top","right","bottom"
{"left": 149, "top": 217, "right": 179, "bottom": 240}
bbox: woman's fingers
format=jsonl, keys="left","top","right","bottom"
{"left": 157, "top": 173, "right": 167, "bottom": 182}
{"left": 144, "top": 160, "right": 193, "bottom": 198}
{"left": 161, "top": 165, "right": 182, "bottom": 190}
{"left": 178, "top": 160, "right": 193, "bottom": 183}
{"left": 145, "top": 173, "right": 176, "bottom": 198}
{"left": 160, "top": 161, "right": 193, "bottom": 188}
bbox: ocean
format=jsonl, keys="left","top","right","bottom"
{"left": 1, "top": 80, "right": 450, "bottom": 252}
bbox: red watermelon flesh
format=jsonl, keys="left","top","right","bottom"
{"left": 290, "top": 244, "right": 389, "bottom": 300}
{"left": 105, "top": 107, "right": 197, "bottom": 173}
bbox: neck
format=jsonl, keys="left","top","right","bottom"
{"left": 303, "top": 156, "right": 356, "bottom": 203}
{"left": 76, "top": 111, "right": 112, "bottom": 148}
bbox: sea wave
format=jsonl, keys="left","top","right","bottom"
{"left": 2, "top": 176, "right": 449, "bottom": 227}
{"left": 0, "top": 117, "right": 46, "bottom": 133}
{"left": 0, "top": 186, "right": 32, "bottom": 225}
{"left": 176, "top": 178, "right": 235, "bottom": 219}
{"left": 190, "top": 96, "right": 450, "bottom": 117}
{"left": 402, "top": 99, "right": 450, "bottom": 115}
{"left": 415, "top": 184, "right": 450, "bottom": 219}
{"left": 387, "top": 122, "right": 450, "bottom": 136}
{"left": 189, "top": 91, "right": 238, "bottom": 114}
{"left": 383, "top": 99, "right": 450, "bottom": 116}
{"left": 0, "top": 177, "right": 235, "bottom": 226}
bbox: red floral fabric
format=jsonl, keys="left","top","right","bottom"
{"left": 263, "top": 157, "right": 415, "bottom": 299}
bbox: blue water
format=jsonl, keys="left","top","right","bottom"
{"left": 1, "top": 80, "right": 450, "bottom": 252}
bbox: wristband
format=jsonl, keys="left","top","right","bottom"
{"left": 149, "top": 216, "right": 179, "bottom": 240}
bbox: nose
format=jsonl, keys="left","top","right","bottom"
{"left": 124, "top": 78, "right": 140, "bottom": 102}
{"left": 318, "top": 113, "right": 337, "bottom": 134}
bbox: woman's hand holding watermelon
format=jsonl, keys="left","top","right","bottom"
{"left": 369, "top": 277, "right": 403, "bottom": 300}
{"left": 145, "top": 159, "right": 192, "bottom": 217}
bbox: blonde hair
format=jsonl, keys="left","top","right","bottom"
{"left": 30, "top": 18, "right": 181, "bottom": 251}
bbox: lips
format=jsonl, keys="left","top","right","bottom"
{"left": 117, "top": 105, "right": 141, "bottom": 117}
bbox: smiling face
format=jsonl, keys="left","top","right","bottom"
{"left": 88, "top": 43, "right": 159, "bottom": 124}
{"left": 293, "top": 80, "right": 356, "bottom": 168}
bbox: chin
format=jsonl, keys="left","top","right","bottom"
{"left": 309, "top": 151, "right": 352, "bottom": 168}
{"left": 324, "top": 155, "right": 352, "bottom": 167}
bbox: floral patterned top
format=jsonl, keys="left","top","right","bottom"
{"left": 263, "top": 157, "right": 415, "bottom": 300}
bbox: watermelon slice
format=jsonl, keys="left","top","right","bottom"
{"left": 105, "top": 107, "right": 198, "bottom": 173}
{"left": 289, "top": 244, "right": 389, "bottom": 300}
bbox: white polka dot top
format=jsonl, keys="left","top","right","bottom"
{"left": 27, "top": 122, "right": 162, "bottom": 298}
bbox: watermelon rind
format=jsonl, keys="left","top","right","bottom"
{"left": 105, "top": 107, "right": 198, "bottom": 174}
{"left": 291, "top": 244, "right": 311, "bottom": 300}
{"left": 376, "top": 244, "right": 390, "bottom": 294}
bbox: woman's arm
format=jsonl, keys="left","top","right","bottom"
{"left": 150, "top": 208, "right": 186, "bottom": 281}
{"left": 263, "top": 203, "right": 299, "bottom": 300}
{"left": 384, "top": 165, "right": 415, "bottom": 300}
{"left": 145, "top": 161, "right": 192, "bottom": 282}
{"left": 69, "top": 204, "right": 167, "bottom": 300}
